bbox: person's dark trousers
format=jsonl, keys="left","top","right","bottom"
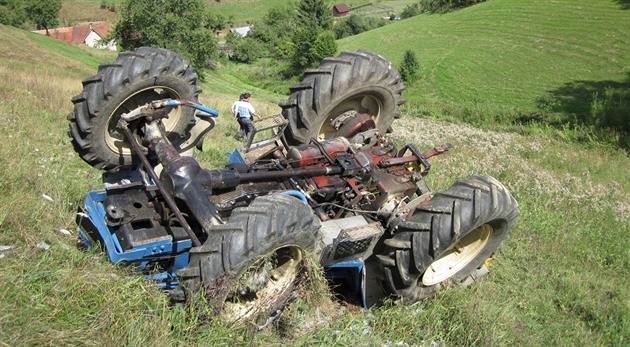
{"left": 241, "top": 117, "right": 255, "bottom": 147}
{"left": 236, "top": 118, "right": 246, "bottom": 139}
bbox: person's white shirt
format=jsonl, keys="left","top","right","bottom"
{"left": 231, "top": 101, "right": 239, "bottom": 118}
{"left": 234, "top": 100, "right": 256, "bottom": 119}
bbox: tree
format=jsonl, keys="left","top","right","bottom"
{"left": 111, "top": 0, "right": 219, "bottom": 74}
{"left": 311, "top": 30, "right": 337, "bottom": 63}
{"left": 228, "top": 34, "right": 264, "bottom": 64}
{"left": 205, "top": 10, "right": 226, "bottom": 32}
{"left": 248, "top": 5, "right": 296, "bottom": 59}
{"left": 290, "top": 0, "right": 336, "bottom": 75}
{"left": 400, "top": 2, "right": 422, "bottom": 19}
{"left": 24, "top": 0, "right": 61, "bottom": 35}
{"left": 296, "top": 0, "right": 332, "bottom": 31}
{"left": 399, "top": 50, "right": 420, "bottom": 83}
{"left": 0, "top": 0, "right": 26, "bottom": 27}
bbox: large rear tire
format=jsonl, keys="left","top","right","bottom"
{"left": 280, "top": 50, "right": 406, "bottom": 145}
{"left": 378, "top": 175, "right": 520, "bottom": 303}
{"left": 67, "top": 47, "right": 201, "bottom": 171}
{"left": 171, "top": 194, "right": 320, "bottom": 323}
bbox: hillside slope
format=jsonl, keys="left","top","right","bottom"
{"left": 0, "top": 20, "right": 629, "bottom": 346}
{"left": 339, "top": 0, "right": 630, "bottom": 112}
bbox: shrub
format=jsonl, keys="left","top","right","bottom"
{"left": 399, "top": 50, "right": 420, "bottom": 83}
{"left": 590, "top": 87, "right": 629, "bottom": 133}
{"left": 401, "top": 3, "right": 422, "bottom": 19}
{"left": 311, "top": 30, "right": 337, "bottom": 63}
{"left": 230, "top": 36, "right": 264, "bottom": 64}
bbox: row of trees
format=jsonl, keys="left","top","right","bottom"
{"left": 226, "top": 0, "right": 337, "bottom": 75}
{"left": 401, "top": 0, "right": 486, "bottom": 18}
{"left": 226, "top": 1, "right": 393, "bottom": 75}
{"left": 111, "top": 0, "right": 225, "bottom": 73}
{"left": 0, "top": 0, "right": 62, "bottom": 35}
{"left": 110, "top": 0, "right": 340, "bottom": 77}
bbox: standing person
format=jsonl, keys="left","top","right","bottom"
{"left": 231, "top": 94, "right": 245, "bottom": 140}
{"left": 234, "top": 93, "right": 259, "bottom": 147}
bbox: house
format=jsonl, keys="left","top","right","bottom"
{"left": 32, "top": 22, "right": 117, "bottom": 51}
{"left": 229, "top": 25, "right": 253, "bottom": 38}
{"left": 332, "top": 3, "right": 350, "bottom": 17}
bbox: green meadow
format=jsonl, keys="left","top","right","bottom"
{"left": 1, "top": 0, "right": 629, "bottom": 345}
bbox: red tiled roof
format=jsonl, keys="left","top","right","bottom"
{"left": 70, "top": 25, "right": 91, "bottom": 44}
{"left": 32, "top": 22, "right": 113, "bottom": 45}
{"left": 91, "top": 22, "right": 113, "bottom": 38}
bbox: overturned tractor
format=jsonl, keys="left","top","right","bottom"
{"left": 68, "top": 48, "right": 520, "bottom": 323}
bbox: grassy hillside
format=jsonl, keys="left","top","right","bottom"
{"left": 59, "top": 0, "right": 123, "bottom": 25}
{"left": 338, "top": 0, "right": 630, "bottom": 122}
{"left": 58, "top": 0, "right": 419, "bottom": 27}
{"left": 1, "top": 3, "right": 629, "bottom": 345}
{"left": 58, "top": 0, "right": 285, "bottom": 26}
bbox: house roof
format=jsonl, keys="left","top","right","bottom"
{"left": 230, "top": 26, "right": 253, "bottom": 37}
{"left": 333, "top": 3, "right": 350, "bottom": 13}
{"left": 91, "top": 22, "right": 113, "bottom": 38}
{"left": 32, "top": 22, "right": 113, "bottom": 45}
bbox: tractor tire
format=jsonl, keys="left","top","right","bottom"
{"left": 171, "top": 194, "right": 320, "bottom": 323}
{"left": 378, "top": 175, "right": 520, "bottom": 303}
{"left": 68, "top": 47, "right": 201, "bottom": 171}
{"left": 280, "top": 50, "right": 406, "bottom": 145}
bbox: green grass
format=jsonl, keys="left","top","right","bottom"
{"left": 59, "top": 0, "right": 123, "bottom": 25}
{"left": 205, "top": 0, "right": 292, "bottom": 24}
{"left": 1, "top": 2, "right": 630, "bottom": 344}
{"left": 26, "top": 31, "right": 117, "bottom": 69}
{"left": 338, "top": 0, "right": 630, "bottom": 122}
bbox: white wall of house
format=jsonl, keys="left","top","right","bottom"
{"left": 230, "top": 26, "right": 253, "bottom": 37}
{"left": 85, "top": 30, "right": 117, "bottom": 51}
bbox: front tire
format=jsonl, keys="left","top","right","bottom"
{"left": 68, "top": 47, "right": 201, "bottom": 171}
{"left": 378, "top": 175, "right": 520, "bottom": 303}
{"left": 280, "top": 50, "right": 406, "bottom": 145}
{"left": 171, "top": 194, "right": 320, "bottom": 323}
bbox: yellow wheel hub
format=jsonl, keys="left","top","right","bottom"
{"left": 422, "top": 224, "right": 493, "bottom": 286}
{"left": 222, "top": 246, "right": 303, "bottom": 323}
{"left": 104, "top": 87, "right": 184, "bottom": 156}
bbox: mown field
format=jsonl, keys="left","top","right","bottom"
{"left": 1, "top": 0, "right": 629, "bottom": 345}
{"left": 338, "top": 0, "right": 630, "bottom": 133}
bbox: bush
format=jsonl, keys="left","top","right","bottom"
{"left": 230, "top": 36, "right": 264, "bottom": 64}
{"left": 247, "top": 5, "right": 296, "bottom": 60}
{"left": 401, "top": 3, "right": 422, "bottom": 19}
{"left": 399, "top": 50, "right": 420, "bottom": 83}
{"left": 590, "top": 87, "right": 629, "bottom": 133}
{"left": 311, "top": 30, "right": 337, "bottom": 63}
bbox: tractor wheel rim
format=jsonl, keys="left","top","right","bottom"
{"left": 318, "top": 94, "right": 382, "bottom": 140}
{"left": 223, "top": 245, "right": 303, "bottom": 323}
{"left": 104, "top": 86, "right": 183, "bottom": 155}
{"left": 421, "top": 224, "right": 493, "bottom": 286}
